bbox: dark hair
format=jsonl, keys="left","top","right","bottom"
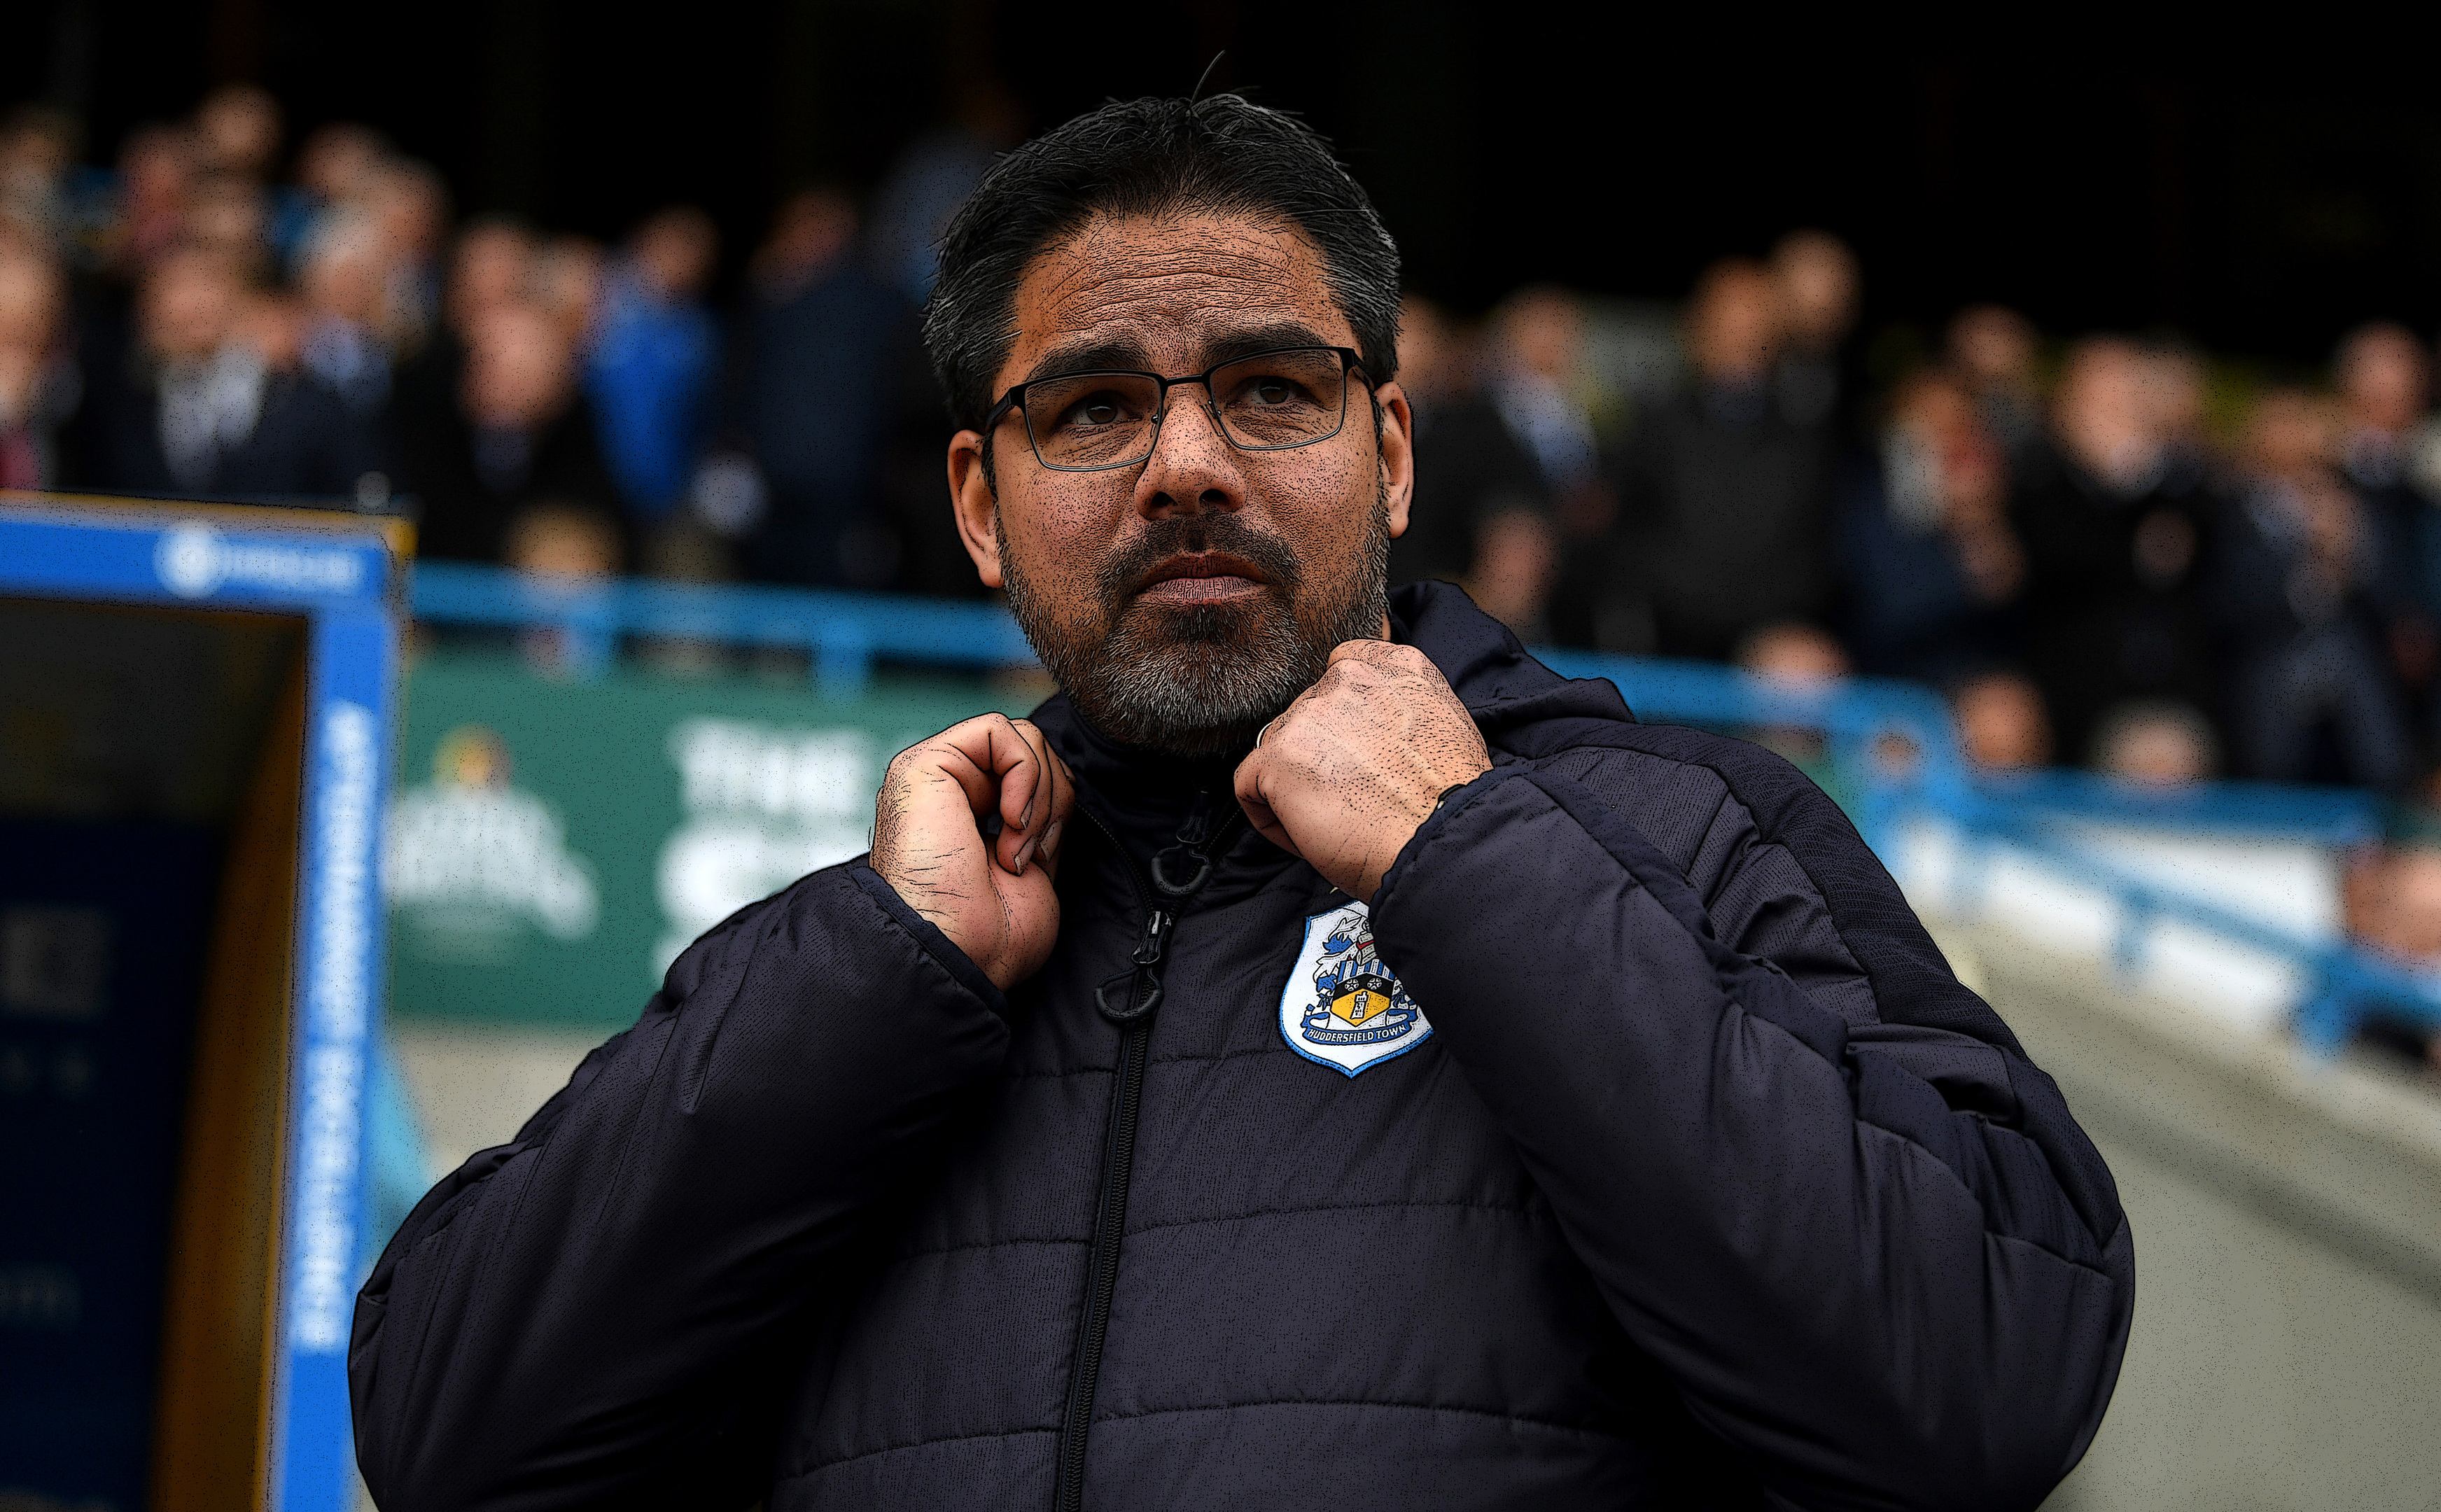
{"left": 923, "top": 94, "right": 1401, "bottom": 433}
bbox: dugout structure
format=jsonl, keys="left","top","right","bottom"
{"left": 0, "top": 493, "right": 403, "bottom": 1512}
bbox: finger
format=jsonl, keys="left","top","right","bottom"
{"left": 1327, "top": 637, "right": 1414, "bottom": 671}
{"left": 1037, "top": 743, "right": 1076, "bottom": 873}
{"left": 926, "top": 714, "right": 1042, "bottom": 872}
{"left": 1004, "top": 718, "right": 1061, "bottom": 872}
{"left": 904, "top": 729, "right": 1000, "bottom": 824}
{"left": 978, "top": 715, "right": 1046, "bottom": 873}
{"left": 1233, "top": 748, "right": 1300, "bottom": 858}
{"left": 1009, "top": 718, "right": 1064, "bottom": 830}
{"left": 1040, "top": 734, "right": 1075, "bottom": 829}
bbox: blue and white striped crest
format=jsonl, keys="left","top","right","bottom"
{"left": 1279, "top": 902, "right": 1432, "bottom": 1077}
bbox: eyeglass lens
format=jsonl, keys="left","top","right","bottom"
{"left": 1021, "top": 349, "right": 1350, "bottom": 470}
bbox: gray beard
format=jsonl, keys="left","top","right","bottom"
{"left": 1001, "top": 486, "right": 1392, "bottom": 757}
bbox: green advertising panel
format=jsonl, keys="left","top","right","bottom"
{"left": 385, "top": 652, "right": 1031, "bottom": 1027}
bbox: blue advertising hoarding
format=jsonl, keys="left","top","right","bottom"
{"left": 0, "top": 493, "right": 405, "bottom": 1512}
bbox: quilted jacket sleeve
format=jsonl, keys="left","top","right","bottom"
{"left": 349, "top": 864, "right": 1009, "bottom": 1510}
{"left": 1368, "top": 757, "right": 2133, "bottom": 1512}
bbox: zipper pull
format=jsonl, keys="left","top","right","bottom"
{"left": 1131, "top": 908, "right": 1173, "bottom": 966}
{"left": 1096, "top": 907, "right": 1173, "bottom": 1025}
{"left": 1175, "top": 790, "right": 1215, "bottom": 847}
{"left": 1151, "top": 791, "right": 1221, "bottom": 897}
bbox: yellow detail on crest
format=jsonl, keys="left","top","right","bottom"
{"left": 1331, "top": 985, "right": 1394, "bottom": 1026}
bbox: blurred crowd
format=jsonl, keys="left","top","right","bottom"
{"left": 16, "top": 86, "right": 2441, "bottom": 813}
{"left": 0, "top": 85, "right": 959, "bottom": 599}
{"left": 1400, "top": 244, "right": 2441, "bottom": 810}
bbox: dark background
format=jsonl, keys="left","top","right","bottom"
{"left": 16, "top": 0, "right": 2441, "bottom": 363}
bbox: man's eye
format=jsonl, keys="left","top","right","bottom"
{"left": 1057, "top": 393, "right": 1130, "bottom": 429}
{"left": 1240, "top": 378, "right": 1301, "bottom": 407}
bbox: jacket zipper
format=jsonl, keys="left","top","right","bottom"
{"left": 1054, "top": 792, "right": 1236, "bottom": 1512}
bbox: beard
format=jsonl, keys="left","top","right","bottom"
{"left": 1001, "top": 484, "right": 1392, "bottom": 757}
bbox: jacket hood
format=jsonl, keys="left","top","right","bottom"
{"left": 1388, "top": 581, "right": 1637, "bottom": 757}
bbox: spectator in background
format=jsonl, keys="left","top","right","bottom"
{"left": 2342, "top": 841, "right": 2441, "bottom": 1073}
{"left": 1769, "top": 229, "right": 1860, "bottom": 432}
{"left": 1954, "top": 669, "right": 2054, "bottom": 773}
{"left": 2013, "top": 335, "right": 2218, "bottom": 771}
{"left": 2332, "top": 324, "right": 2441, "bottom": 697}
{"left": 1489, "top": 286, "right": 1602, "bottom": 502}
{"left": 106, "top": 124, "right": 196, "bottom": 277}
{"left": 1461, "top": 507, "right": 1560, "bottom": 640}
{"left": 531, "top": 234, "right": 601, "bottom": 349}
{"left": 194, "top": 84, "right": 319, "bottom": 270}
{"left": 0, "top": 241, "right": 74, "bottom": 487}
{"left": 2090, "top": 700, "right": 2217, "bottom": 788}
{"left": 444, "top": 218, "right": 536, "bottom": 335}
{"left": 2206, "top": 386, "right": 2413, "bottom": 788}
{"left": 0, "top": 105, "right": 78, "bottom": 251}
{"left": 1737, "top": 622, "right": 1852, "bottom": 796}
{"left": 1947, "top": 304, "right": 2046, "bottom": 463}
{"left": 389, "top": 217, "right": 535, "bottom": 470}
{"left": 297, "top": 214, "right": 396, "bottom": 419}
{"left": 1835, "top": 365, "right": 2025, "bottom": 684}
{"left": 293, "top": 122, "right": 389, "bottom": 253}
{"left": 195, "top": 84, "right": 281, "bottom": 181}
{"left": 586, "top": 206, "right": 720, "bottom": 545}
{"left": 370, "top": 159, "right": 448, "bottom": 346}
{"left": 393, "top": 300, "right": 619, "bottom": 561}
{"left": 2335, "top": 323, "right": 2429, "bottom": 514}
{"left": 501, "top": 500, "right": 624, "bottom": 673}
{"left": 92, "top": 245, "right": 375, "bottom": 498}
{"left": 2143, "top": 341, "right": 2213, "bottom": 485}
{"left": 1387, "top": 293, "right": 1552, "bottom": 631}
{"left": 733, "top": 187, "right": 925, "bottom": 588}
{"left": 1605, "top": 256, "right": 1831, "bottom": 658}
{"left": 185, "top": 170, "right": 272, "bottom": 281}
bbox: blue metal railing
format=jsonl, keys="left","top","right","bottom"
{"left": 411, "top": 561, "right": 1035, "bottom": 694}
{"left": 404, "top": 563, "right": 2441, "bottom": 1052}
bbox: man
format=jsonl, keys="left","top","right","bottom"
{"left": 1597, "top": 257, "right": 1835, "bottom": 659}
{"left": 2011, "top": 337, "right": 2216, "bottom": 770}
{"left": 353, "top": 97, "right": 2131, "bottom": 1509}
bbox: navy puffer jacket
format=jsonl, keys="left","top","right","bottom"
{"left": 352, "top": 582, "right": 2132, "bottom": 1511}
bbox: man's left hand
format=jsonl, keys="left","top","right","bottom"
{"left": 1236, "top": 641, "right": 1491, "bottom": 902}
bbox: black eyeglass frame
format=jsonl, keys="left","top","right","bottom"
{"left": 981, "top": 344, "right": 1372, "bottom": 474}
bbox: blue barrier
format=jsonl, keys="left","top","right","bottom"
{"left": 410, "top": 561, "right": 1036, "bottom": 694}
{"left": 406, "top": 563, "right": 2441, "bottom": 1053}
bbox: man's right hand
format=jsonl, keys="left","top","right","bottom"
{"left": 870, "top": 714, "right": 1073, "bottom": 990}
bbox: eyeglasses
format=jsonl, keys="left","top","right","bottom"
{"left": 984, "top": 345, "right": 1369, "bottom": 473}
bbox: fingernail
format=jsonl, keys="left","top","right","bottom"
{"left": 1012, "top": 835, "right": 1037, "bottom": 874}
{"left": 1041, "top": 818, "right": 1064, "bottom": 860}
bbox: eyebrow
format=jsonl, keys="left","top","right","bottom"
{"left": 1200, "top": 321, "right": 1336, "bottom": 368}
{"left": 1026, "top": 337, "right": 1149, "bottom": 383}
{"left": 1024, "top": 320, "right": 1340, "bottom": 385}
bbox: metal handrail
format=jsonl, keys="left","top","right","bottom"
{"left": 404, "top": 563, "right": 2440, "bottom": 1051}
{"left": 410, "top": 561, "right": 1035, "bottom": 692}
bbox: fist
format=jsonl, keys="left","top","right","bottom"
{"left": 870, "top": 713, "right": 1074, "bottom": 990}
{"left": 1234, "top": 641, "right": 1490, "bottom": 902}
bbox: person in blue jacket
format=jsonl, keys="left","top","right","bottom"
{"left": 351, "top": 94, "right": 2132, "bottom": 1511}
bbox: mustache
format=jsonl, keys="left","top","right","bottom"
{"left": 1096, "top": 514, "right": 1305, "bottom": 612}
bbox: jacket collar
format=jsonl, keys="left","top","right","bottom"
{"left": 1028, "top": 581, "right": 1637, "bottom": 863}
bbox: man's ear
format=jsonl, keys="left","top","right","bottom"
{"left": 1374, "top": 381, "right": 1416, "bottom": 540}
{"left": 946, "top": 430, "right": 1005, "bottom": 589}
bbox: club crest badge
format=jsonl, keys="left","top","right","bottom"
{"left": 1278, "top": 902, "right": 1432, "bottom": 1077}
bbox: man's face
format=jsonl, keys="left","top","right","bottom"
{"left": 948, "top": 211, "right": 1414, "bottom": 756}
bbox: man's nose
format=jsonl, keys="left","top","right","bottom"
{"left": 1134, "top": 386, "right": 1246, "bottom": 517}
